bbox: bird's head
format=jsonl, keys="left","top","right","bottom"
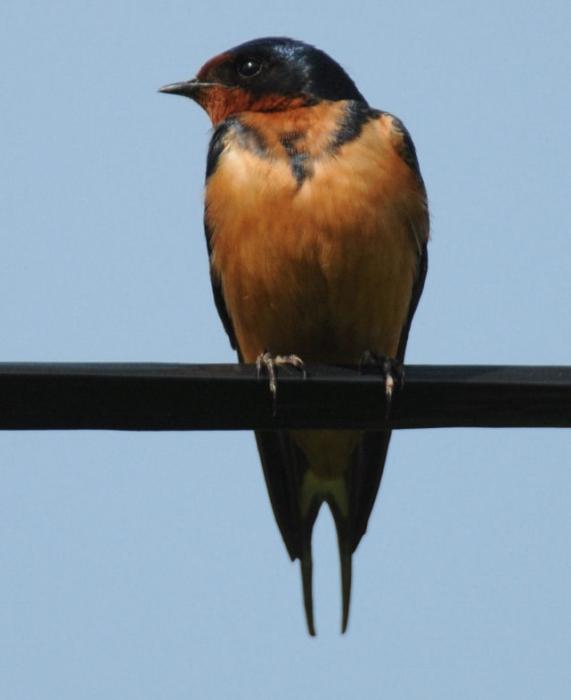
{"left": 159, "top": 37, "right": 366, "bottom": 124}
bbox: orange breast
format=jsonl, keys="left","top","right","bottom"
{"left": 205, "top": 111, "right": 426, "bottom": 365}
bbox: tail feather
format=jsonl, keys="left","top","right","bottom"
{"left": 341, "top": 552, "right": 353, "bottom": 634}
{"left": 340, "top": 546, "right": 352, "bottom": 634}
{"left": 299, "top": 497, "right": 353, "bottom": 636}
{"left": 255, "top": 429, "right": 392, "bottom": 634}
{"left": 331, "top": 506, "right": 353, "bottom": 634}
{"left": 299, "top": 489, "right": 322, "bottom": 635}
{"left": 300, "top": 536, "right": 316, "bottom": 636}
{"left": 300, "top": 471, "right": 354, "bottom": 635}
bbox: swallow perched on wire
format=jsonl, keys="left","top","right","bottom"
{"left": 160, "top": 37, "right": 429, "bottom": 634}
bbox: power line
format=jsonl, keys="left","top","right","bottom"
{"left": 0, "top": 363, "right": 569, "bottom": 431}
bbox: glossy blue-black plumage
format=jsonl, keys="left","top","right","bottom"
{"left": 206, "top": 37, "right": 367, "bottom": 104}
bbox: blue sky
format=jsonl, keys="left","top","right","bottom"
{"left": 1, "top": 1, "right": 570, "bottom": 698}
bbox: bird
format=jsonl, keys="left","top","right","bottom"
{"left": 160, "top": 37, "right": 429, "bottom": 635}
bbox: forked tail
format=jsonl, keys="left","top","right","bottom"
{"left": 255, "top": 430, "right": 392, "bottom": 636}
{"left": 300, "top": 472, "right": 353, "bottom": 635}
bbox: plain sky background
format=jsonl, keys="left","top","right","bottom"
{"left": 1, "top": 1, "right": 570, "bottom": 698}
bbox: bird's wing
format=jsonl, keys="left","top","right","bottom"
{"left": 204, "top": 215, "right": 237, "bottom": 350}
{"left": 254, "top": 430, "right": 307, "bottom": 562}
{"left": 347, "top": 111, "right": 429, "bottom": 550}
{"left": 203, "top": 120, "right": 238, "bottom": 350}
{"left": 385, "top": 113, "right": 429, "bottom": 362}
{"left": 255, "top": 430, "right": 391, "bottom": 559}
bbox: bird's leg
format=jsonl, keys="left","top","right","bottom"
{"left": 256, "top": 352, "right": 306, "bottom": 414}
{"left": 359, "top": 351, "right": 404, "bottom": 417}
{"left": 275, "top": 354, "right": 306, "bottom": 377}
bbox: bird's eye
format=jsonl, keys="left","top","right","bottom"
{"left": 236, "top": 57, "right": 262, "bottom": 78}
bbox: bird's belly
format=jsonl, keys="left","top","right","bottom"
{"left": 222, "top": 250, "right": 406, "bottom": 364}
{"left": 208, "top": 153, "right": 417, "bottom": 364}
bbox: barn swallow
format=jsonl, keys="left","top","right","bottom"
{"left": 160, "top": 37, "right": 429, "bottom": 634}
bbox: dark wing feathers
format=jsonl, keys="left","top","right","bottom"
{"left": 255, "top": 429, "right": 393, "bottom": 559}
{"left": 397, "top": 241, "right": 428, "bottom": 362}
{"left": 254, "top": 430, "right": 306, "bottom": 560}
{"left": 204, "top": 123, "right": 238, "bottom": 350}
{"left": 347, "top": 111, "right": 428, "bottom": 550}
{"left": 385, "top": 112, "right": 429, "bottom": 361}
{"left": 347, "top": 431, "right": 392, "bottom": 551}
{"left": 203, "top": 215, "right": 237, "bottom": 350}
{"left": 385, "top": 112, "right": 425, "bottom": 185}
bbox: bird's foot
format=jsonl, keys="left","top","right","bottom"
{"left": 256, "top": 352, "right": 306, "bottom": 414}
{"left": 359, "top": 351, "right": 404, "bottom": 417}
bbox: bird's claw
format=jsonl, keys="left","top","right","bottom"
{"left": 256, "top": 352, "right": 278, "bottom": 396}
{"left": 256, "top": 352, "right": 306, "bottom": 414}
{"left": 359, "top": 351, "right": 404, "bottom": 418}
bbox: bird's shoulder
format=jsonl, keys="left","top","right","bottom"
{"left": 204, "top": 100, "right": 424, "bottom": 185}
{"left": 372, "top": 110, "right": 424, "bottom": 185}
{"left": 205, "top": 116, "right": 268, "bottom": 178}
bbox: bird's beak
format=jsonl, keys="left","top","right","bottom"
{"left": 158, "top": 78, "right": 214, "bottom": 99}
